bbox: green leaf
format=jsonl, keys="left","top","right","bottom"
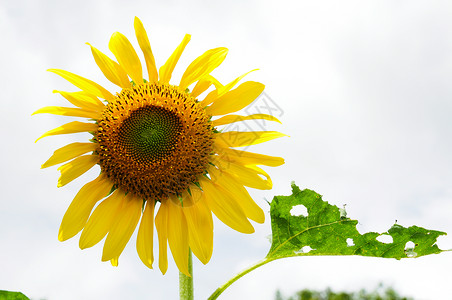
{"left": 0, "top": 291, "right": 30, "bottom": 300}
{"left": 267, "top": 183, "right": 447, "bottom": 259}
{"left": 208, "top": 182, "right": 449, "bottom": 300}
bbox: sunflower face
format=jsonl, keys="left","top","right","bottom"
{"left": 97, "top": 82, "right": 213, "bottom": 200}
{"left": 35, "top": 17, "right": 285, "bottom": 276}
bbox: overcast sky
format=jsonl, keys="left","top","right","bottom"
{"left": 1, "top": 0, "right": 452, "bottom": 299}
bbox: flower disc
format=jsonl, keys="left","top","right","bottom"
{"left": 118, "top": 105, "right": 182, "bottom": 163}
{"left": 97, "top": 83, "right": 213, "bottom": 200}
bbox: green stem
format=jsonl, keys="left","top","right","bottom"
{"left": 208, "top": 257, "right": 279, "bottom": 300}
{"left": 179, "top": 249, "right": 194, "bottom": 300}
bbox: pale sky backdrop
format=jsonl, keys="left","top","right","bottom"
{"left": 1, "top": 0, "right": 452, "bottom": 299}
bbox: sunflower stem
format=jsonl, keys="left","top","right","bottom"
{"left": 179, "top": 249, "right": 194, "bottom": 300}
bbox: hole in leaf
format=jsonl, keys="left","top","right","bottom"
{"left": 436, "top": 235, "right": 449, "bottom": 249}
{"left": 295, "top": 245, "right": 315, "bottom": 254}
{"left": 290, "top": 204, "right": 308, "bottom": 217}
{"left": 404, "top": 241, "right": 417, "bottom": 257}
{"left": 376, "top": 234, "right": 393, "bottom": 244}
{"left": 346, "top": 238, "right": 354, "bottom": 246}
{"left": 301, "top": 246, "right": 314, "bottom": 253}
{"left": 405, "top": 241, "right": 415, "bottom": 249}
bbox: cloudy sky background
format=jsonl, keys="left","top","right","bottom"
{"left": 1, "top": 0, "right": 452, "bottom": 299}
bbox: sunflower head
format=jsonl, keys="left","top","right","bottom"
{"left": 35, "top": 17, "right": 285, "bottom": 276}
{"left": 97, "top": 82, "right": 213, "bottom": 201}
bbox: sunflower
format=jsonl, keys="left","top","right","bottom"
{"left": 35, "top": 17, "right": 285, "bottom": 276}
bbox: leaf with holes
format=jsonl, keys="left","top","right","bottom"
{"left": 267, "top": 183, "right": 447, "bottom": 259}
{"left": 208, "top": 182, "right": 450, "bottom": 300}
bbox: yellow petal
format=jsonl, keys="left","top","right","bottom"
{"left": 167, "top": 199, "right": 190, "bottom": 276}
{"left": 214, "top": 161, "right": 272, "bottom": 190}
{"left": 179, "top": 47, "right": 228, "bottom": 90}
{"left": 42, "top": 142, "right": 97, "bottom": 168}
{"left": 58, "top": 174, "right": 112, "bottom": 241}
{"left": 48, "top": 69, "right": 114, "bottom": 101}
{"left": 200, "top": 89, "right": 218, "bottom": 107}
{"left": 215, "top": 131, "right": 287, "bottom": 148}
{"left": 155, "top": 201, "right": 169, "bottom": 274}
{"left": 191, "top": 75, "right": 217, "bottom": 98}
{"left": 198, "top": 76, "right": 225, "bottom": 107}
{"left": 182, "top": 191, "right": 213, "bottom": 264}
{"left": 35, "top": 121, "right": 97, "bottom": 142}
{"left": 159, "top": 34, "right": 191, "bottom": 84}
{"left": 79, "top": 190, "right": 125, "bottom": 249}
{"left": 87, "top": 43, "right": 131, "bottom": 88}
{"left": 110, "top": 257, "right": 119, "bottom": 267}
{"left": 136, "top": 200, "right": 155, "bottom": 269}
{"left": 214, "top": 147, "right": 285, "bottom": 167}
{"left": 32, "top": 106, "right": 101, "bottom": 119}
{"left": 134, "top": 17, "right": 158, "bottom": 83}
{"left": 199, "top": 178, "right": 254, "bottom": 234}
{"left": 53, "top": 90, "right": 105, "bottom": 112}
{"left": 207, "top": 81, "right": 265, "bottom": 116}
{"left": 102, "top": 193, "right": 142, "bottom": 261}
{"left": 57, "top": 155, "right": 99, "bottom": 187}
{"left": 209, "top": 167, "right": 264, "bottom": 223}
{"left": 200, "top": 70, "right": 256, "bottom": 107}
{"left": 212, "top": 114, "right": 281, "bottom": 127}
{"left": 218, "top": 69, "right": 257, "bottom": 97}
{"left": 171, "top": 189, "right": 196, "bottom": 207}
{"left": 108, "top": 32, "right": 143, "bottom": 84}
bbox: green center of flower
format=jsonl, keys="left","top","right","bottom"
{"left": 118, "top": 106, "right": 182, "bottom": 162}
